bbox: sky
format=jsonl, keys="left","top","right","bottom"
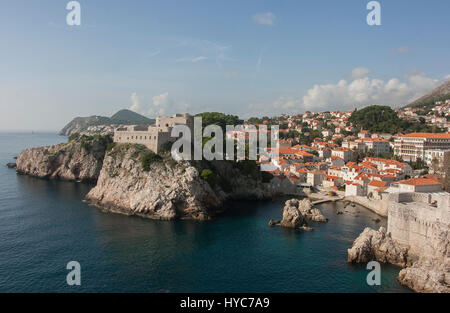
{"left": 0, "top": 0, "right": 449, "bottom": 131}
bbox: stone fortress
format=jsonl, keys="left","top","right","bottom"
{"left": 387, "top": 192, "right": 449, "bottom": 260}
{"left": 113, "top": 113, "right": 194, "bottom": 154}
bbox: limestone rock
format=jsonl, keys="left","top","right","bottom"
{"left": 398, "top": 260, "right": 450, "bottom": 293}
{"left": 85, "top": 144, "right": 276, "bottom": 221}
{"left": 298, "top": 199, "right": 329, "bottom": 222}
{"left": 280, "top": 201, "right": 306, "bottom": 228}
{"left": 16, "top": 136, "right": 110, "bottom": 182}
{"left": 348, "top": 225, "right": 450, "bottom": 293}
{"left": 347, "top": 227, "right": 410, "bottom": 267}
{"left": 268, "top": 219, "right": 280, "bottom": 227}
{"left": 277, "top": 198, "right": 328, "bottom": 230}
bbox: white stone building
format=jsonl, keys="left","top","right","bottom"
{"left": 394, "top": 132, "right": 450, "bottom": 162}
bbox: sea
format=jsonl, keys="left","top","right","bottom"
{"left": 0, "top": 133, "right": 411, "bottom": 292}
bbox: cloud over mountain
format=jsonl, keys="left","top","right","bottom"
{"left": 302, "top": 72, "right": 440, "bottom": 110}
{"left": 246, "top": 68, "right": 442, "bottom": 116}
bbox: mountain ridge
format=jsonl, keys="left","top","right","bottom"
{"left": 59, "top": 109, "right": 155, "bottom": 136}
{"left": 406, "top": 80, "right": 450, "bottom": 109}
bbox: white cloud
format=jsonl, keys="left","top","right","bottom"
{"left": 247, "top": 96, "right": 301, "bottom": 117}
{"left": 348, "top": 67, "right": 371, "bottom": 79}
{"left": 176, "top": 56, "right": 208, "bottom": 63}
{"left": 253, "top": 12, "right": 276, "bottom": 26}
{"left": 444, "top": 74, "right": 450, "bottom": 81}
{"left": 129, "top": 92, "right": 142, "bottom": 112}
{"left": 128, "top": 92, "right": 190, "bottom": 117}
{"left": 246, "top": 70, "right": 442, "bottom": 116}
{"left": 257, "top": 55, "right": 262, "bottom": 71}
{"left": 303, "top": 73, "right": 439, "bottom": 110}
{"left": 175, "top": 38, "right": 232, "bottom": 67}
{"left": 389, "top": 46, "right": 412, "bottom": 55}
{"left": 397, "top": 46, "right": 411, "bottom": 54}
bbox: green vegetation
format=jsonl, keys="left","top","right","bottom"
{"left": 195, "top": 112, "right": 243, "bottom": 132}
{"left": 106, "top": 142, "right": 116, "bottom": 151}
{"left": 236, "top": 160, "right": 260, "bottom": 181}
{"left": 292, "top": 129, "right": 322, "bottom": 146}
{"left": 409, "top": 157, "right": 427, "bottom": 170}
{"left": 141, "top": 150, "right": 162, "bottom": 171}
{"left": 261, "top": 170, "right": 274, "bottom": 183}
{"left": 247, "top": 116, "right": 271, "bottom": 124}
{"left": 68, "top": 133, "right": 113, "bottom": 155}
{"left": 110, "top": 109, "right": 155, "bottom": 125}
{"left": 349, "top": 105, "right": 444, "bottom": 134}
{"left": 279, "top": 130, "right": 301, "bottom": 139}
{"left": 349, "top": 106, "right": 400, "bottom": 133}
{"left": 200, "top": 169, "right": 220, "bottom": 188}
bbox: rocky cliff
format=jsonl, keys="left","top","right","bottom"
{"left": 16, "top": 135, "right": 112, "bottom": 182}
{"left": 85, "top": 144, "right": 277, "bottom": 220}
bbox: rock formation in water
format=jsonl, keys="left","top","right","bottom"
{"left": 85, "top": 144, "right": 277, "bottom": 220}
{"left": 16, "top": 135, "right": 112, "bottom": 182}
{"left": 271, "top": 198, "right": 327, "bottom": 230}
{"left": 6, "top": 162, "right": 16, "bottom": 168}
{"left": 347, "top": 227, "right": 410, "bottom": 267}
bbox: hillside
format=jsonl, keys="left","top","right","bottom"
{"left": 349, "top": 105, "right": 440, "bottom": 134}
{"left": 406, "top": 80, "right": 450, "bottom": 108}
{"left": 110, "top": 109, "right": 154, "bottom": 125}
{"left": 59, "top": 115, "right": 112, "bottom": 136}
{"left": 59, "top": 109, "right": 155, "bottom": 136}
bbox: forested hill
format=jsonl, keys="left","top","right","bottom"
{"left": 349, "top": 105, "right": 442, "bottom": 134}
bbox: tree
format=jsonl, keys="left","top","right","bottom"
{"left": 349, "top": 105, "right": 445, "bottom": 134}
{"left": 195, "top": 112, "right": 243, "bottom": 132}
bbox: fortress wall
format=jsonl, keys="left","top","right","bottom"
{"left": 387, "top": 193, "right": 450, "bottom": 259}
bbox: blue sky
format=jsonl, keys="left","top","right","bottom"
{"left": 0, "top": 0, "right": 449, "bottom": 131}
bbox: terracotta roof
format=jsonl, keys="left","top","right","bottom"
{"left": 399, "top": 133, "right": 450, "bottom": 139}
{"left": 398, "top": 178, "right": 442, "bottom": 186}
{"left": 369, "top": 180, "right": 388, "bottom": 187}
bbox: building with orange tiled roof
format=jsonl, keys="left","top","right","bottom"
{"left": 331, "top": 147, "right": 355, "bottom": 162}
{"left": 355, "top": 137, "right": 391, "bottom": 155}
{"left": 367, "top": 180, "right": 389, "bottom": 195}
{"left": 358, "top": 130, "right": 371, "bottom": 139}
{"left": 398, "top": 177, "right": 442, "bottom": 193}
{"left": 394, "top": 132, "right": 450, "bottom": 162}
{"left": 364, "top": 157, "right": 413, "bottom": 177}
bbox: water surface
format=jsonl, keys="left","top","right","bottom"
{"left": 0, "top": 133, "right": 410, "bottom": 292}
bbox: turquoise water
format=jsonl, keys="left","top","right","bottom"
{"left": 0, "top": 133, "right": 411, "bottom": 292}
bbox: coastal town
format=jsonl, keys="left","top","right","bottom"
{"left": 3, "top": 0, "right": 450, "bottom": 300}
{"left": 235, "top": 100, "right": 450, "bottom": 199}
{"left": 97, "top": 98, "right": 450, "bottom": 207}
